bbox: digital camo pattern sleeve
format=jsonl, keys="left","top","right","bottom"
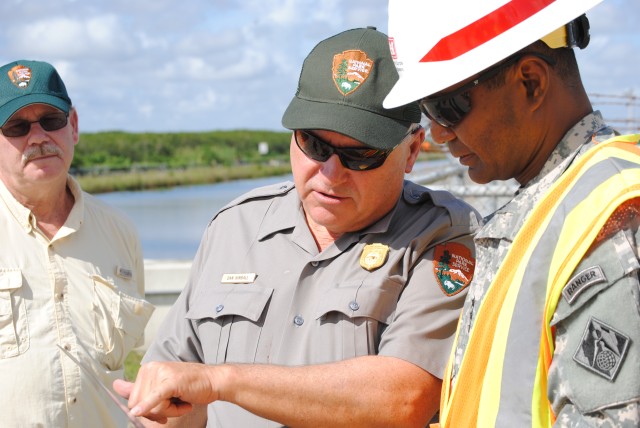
{"left": 549, "top": 200, "right": 640, "bottom": 427}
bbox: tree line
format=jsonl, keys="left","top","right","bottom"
{"left": 72, "top": 129, "right": 293, "bottom": 174}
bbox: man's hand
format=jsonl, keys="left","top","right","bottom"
{"left": 113, "top": 361, "right": 220, "bottom": 423}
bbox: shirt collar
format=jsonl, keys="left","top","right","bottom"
{"left": 0, "top": 175, "right": 84, "bottom": 236}
{"left": 523, "top": 111, "right": 612, "bottom": 190}
{"left": 257, "top": 184, "right": 398, "bottom": 242}
{"left": 0, "top": 179, "right": 32, "bottom": 230}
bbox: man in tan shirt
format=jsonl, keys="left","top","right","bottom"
{"left": 0, "top": 59, "right": 154, "bottom": 427}
{"left": 115, "top": 27, "right": 481, "bottom": 427}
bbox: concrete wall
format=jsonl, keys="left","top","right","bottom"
{"left": 142, "top": 259, "right": 192, "bottom": 350}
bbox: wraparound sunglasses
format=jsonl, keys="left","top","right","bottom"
{"left": 420, "top": 52, "right": 555, "bottom": 128}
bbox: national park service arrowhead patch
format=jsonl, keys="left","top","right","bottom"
{"left": 7, "top": 64, "right": 32, "bottom": 89}
{"left": 360, "top": 243, "right": 389, "bottom": 271}
{"left": 332, "top": 50, "right": 373, "bottom": 96}
{"left": 433, "top": 243, "right": 474, "bottom": 296}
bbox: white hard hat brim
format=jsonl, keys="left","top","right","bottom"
{"left": 383, "top": 0, "right": 603, "bottom": 109}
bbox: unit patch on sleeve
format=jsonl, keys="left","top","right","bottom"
{"left": 573, "top": 317, "right": 630, "bottom": 381}
{"left": 432, "top": 242, "right": 475, "bottom": 296}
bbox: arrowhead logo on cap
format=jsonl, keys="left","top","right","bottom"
{"left": 7, "top": 64, "right": 32, "bottom": 89}
{"left": 332, "top": 50, "right": 373, "bottom": 96}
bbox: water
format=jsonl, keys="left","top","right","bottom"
{"left": 96, "top": 174, "right": 293, "bottom": 260}
{"left": 94, "top": 160, "right": 463, "bottom": 261}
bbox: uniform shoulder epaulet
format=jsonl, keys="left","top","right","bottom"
{"left": 403, "top": 180, "right": 479, "bottom": 225}
{"left": 213, "top": 181, "right": 295, "bottom": 219}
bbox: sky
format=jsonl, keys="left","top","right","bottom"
{"left": 1, "top": 0, "right": 638, "bottom": 134}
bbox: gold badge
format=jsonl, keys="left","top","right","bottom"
{"left": 360, "top": 243, "right": 389, "bottom": 271}
{"left": 7, "top": 64, "right": 32, "bottom": 89}
{"left": 332, "top": 49, "right": 373, "bottom": 96}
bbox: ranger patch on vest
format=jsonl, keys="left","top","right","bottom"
{"left": 562, "top": 266, "right": 606, "bottom": 304}
{"left": 573, "top": 317, "right": 630, "bottom": 381}
{"left": 432, "top": 242, "right": 474, "bottom": 296}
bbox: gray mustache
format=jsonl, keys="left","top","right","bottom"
{"left": 22, "top": 143, "right": 63, "bottom": 165}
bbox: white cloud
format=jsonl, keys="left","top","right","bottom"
{"left": 0, "top": 0, "right": 637, "bottom": 133}
{"left": 7, "top": 15, "right": 135, "bottom": 59}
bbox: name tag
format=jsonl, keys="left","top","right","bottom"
{"left": 115, "top": 266, "right": 133, "bottom": 280}
{"left": 221, "top": 273, "right": 257, "bottom": 284}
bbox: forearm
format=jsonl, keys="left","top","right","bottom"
{"left": 218, "top": 355, "right": 440, "bottom": 428}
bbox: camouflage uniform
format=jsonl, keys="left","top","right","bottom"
{"left": 452, "top": 111, "right": 640, "bottom": 427}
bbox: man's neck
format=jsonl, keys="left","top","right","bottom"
{"left": 7, "top": 177, "right": 75, "bottom": 240}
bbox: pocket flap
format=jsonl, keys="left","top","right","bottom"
{"left": 186, "top": 285, "right": 273, "bottom": 323}
{"left": 315, "top": 285, "right": 399, "bottom": 323}
{"left": 0, "top": 269, "right": 22, "bottom": 292}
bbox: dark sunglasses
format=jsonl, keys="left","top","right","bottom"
{"left": 294, "top": 130, "right": 398, "bottom": 171}
{"left": 420, "top": 52, "right": 555, "bottom": 128}
{"left": 1, "top": 111, "right": 69, "bottom": 137}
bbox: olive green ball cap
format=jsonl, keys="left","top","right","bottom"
{"left": 282, "top": 27, "right": 421, "bottom": 150}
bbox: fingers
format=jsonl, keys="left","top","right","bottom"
{"left": 112, "top": 379, "right": 133, "bottom": 399}
{"left": 120, "top": 361, "right": 220, "bottom": 421}
{"left": 130, "top": 393, "right": 193, "bottom": 420}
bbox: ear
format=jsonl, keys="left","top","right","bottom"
{"left": 515, "top": 55, "right": 550, "bottom": 111}
{"left": 404, "top": 126, "right": 424, "bottom": 174}
{"left": 69, "top": 107, "right": 80, "bottom": 146}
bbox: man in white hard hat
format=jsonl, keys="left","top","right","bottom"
{"left": 384, "top": 1, "right": 640, "bottom": 427}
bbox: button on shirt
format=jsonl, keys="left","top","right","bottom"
{"left": 0, "top": 176, "right": 154, "bottom": 427}
{"left": 145, "top": 180, "right": 481, "bottom": 427}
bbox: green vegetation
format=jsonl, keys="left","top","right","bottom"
{"left": 74, "top": 129, "right": 293, "bottom": 193}
{"left": 124, "top": 350, "right": 144, "bottom": 381}
{"left": 73, "top": 129, "right": 442, "bottom": 194}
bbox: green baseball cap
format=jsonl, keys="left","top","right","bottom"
{"left": 0, "top": 60, "right": 71, "bottom": 126}
{"left": 282, "top": 27, "right": 421, "bottom": 150}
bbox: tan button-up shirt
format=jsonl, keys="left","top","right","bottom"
{"left": 0, "top": 176, "right": 154, "bottom": 427}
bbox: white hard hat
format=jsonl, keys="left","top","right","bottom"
{"left": 383, "top": 0, "right": 603, "bottom": 109}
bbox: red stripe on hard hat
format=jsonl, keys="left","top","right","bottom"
{"left": 420, "top": 0, "right": 555, "bottom": 62}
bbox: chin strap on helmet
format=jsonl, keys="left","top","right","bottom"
{"left": 541, "top": 14, "right": 590, "bottom": 50}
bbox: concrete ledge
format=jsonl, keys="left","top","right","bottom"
{"left": 142, "top": 259, "right": 192, "bottom": 350}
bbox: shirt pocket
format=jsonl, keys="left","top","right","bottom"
{"left": 0, "top": 269, "right": 29, "bottom": 358}
{"left": 315, "top": 279, "right": 402, "bottom": 358}
{"left": 91, "top": 274, "right": 154, "bottom": 370}
{"left": 185, "top": 285, "right": 273, "bottom": 364}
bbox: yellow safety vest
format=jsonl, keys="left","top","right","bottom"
{"left": 437, "top": 135, "right": 640, "bottom": 428}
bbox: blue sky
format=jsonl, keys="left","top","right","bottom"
{"left": 1, "top": 0, "right": 638, "bottom": 134}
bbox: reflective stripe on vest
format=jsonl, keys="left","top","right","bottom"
{"left": 439, "top": 135, "right": 640, "bottom": 428}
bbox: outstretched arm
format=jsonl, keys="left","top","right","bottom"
{"left": 114, "top": 355, "right": 441, "bottom": 428}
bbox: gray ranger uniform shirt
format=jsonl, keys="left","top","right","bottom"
{"left": 144, "top": 180, "right": 481, "bottom": 427}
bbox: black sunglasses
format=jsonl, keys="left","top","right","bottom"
{"left": 1, "top": 111, "right": 69, "bottom": 137}
{"left": 420, "top": 52, "right": 555, "bottom": 128}
{"left": 294, "top": 130, "right": 399, "bottom": 171}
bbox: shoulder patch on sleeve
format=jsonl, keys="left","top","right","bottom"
{"left": 562, "top": 266, "right": 607, "bottom": 304}
{"left": 573, "top": 317, "right": 630, "bottom": 381}
{"left": 432, "top": 242, "right": 475, "bottom": 296}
